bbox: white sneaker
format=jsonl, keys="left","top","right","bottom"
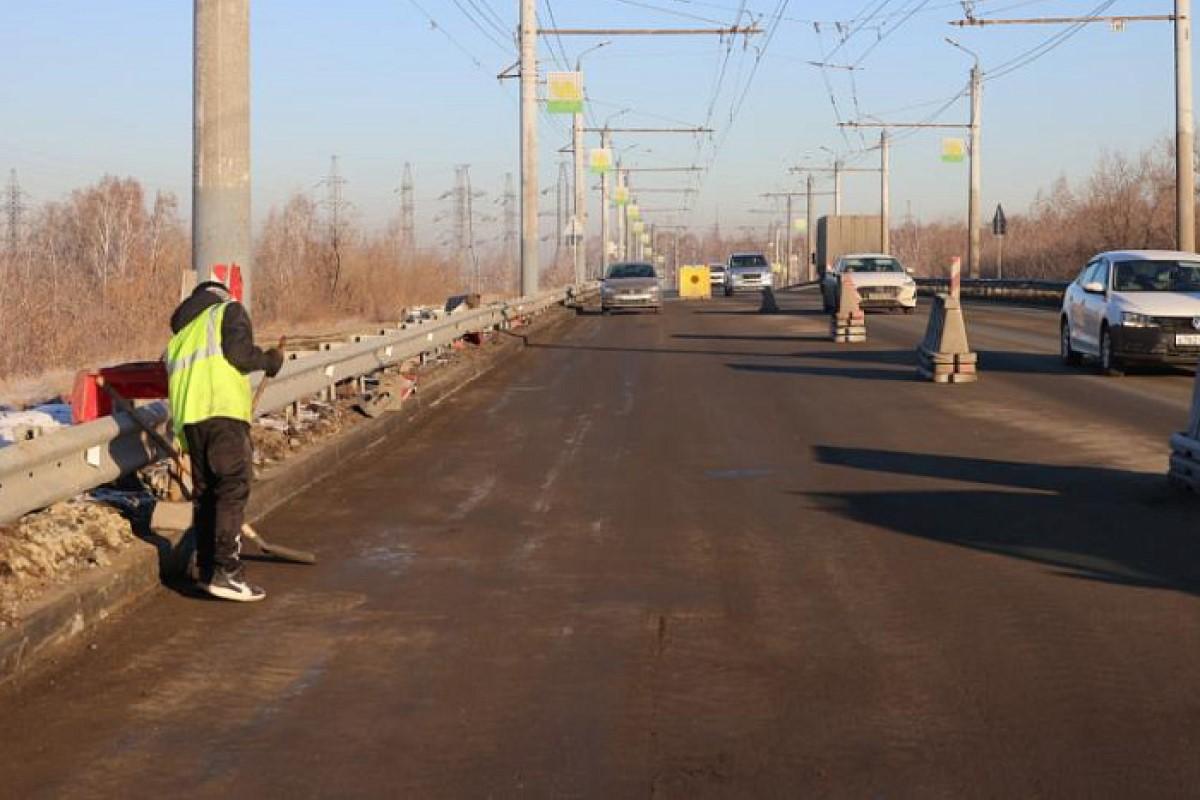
{"left": 204, "top": 568, "right": 266, "bottom": 602}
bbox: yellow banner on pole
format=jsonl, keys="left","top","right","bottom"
{"left": 547, "top": 72, "right": 584, "bottom": 114}
{"left": 941, "top": 137, "right": 966, "bottom": 163}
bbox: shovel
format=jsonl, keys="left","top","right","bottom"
{"left": 97, "top": 375, "right": 316, "bottom": 565}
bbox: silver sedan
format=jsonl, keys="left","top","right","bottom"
{"left": 601, "top": 262, "right": 662, "bottom": 313}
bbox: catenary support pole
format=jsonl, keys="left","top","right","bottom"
{"left": 573, "top": 106, "right": 585, "bottom": 284}
{"left": 881, "top": 130, "right": 890, "bottom": 253}
{"left": 833, "top": 160, "right": 842, "bottom": 215}
{"left": 600, "top": 130, "right": 612, "bottom": 276}
{"left": 520, "top": 0, "right": 539, "bottom": 295}
{"left": 968, "top": 63, "right": 983, "bottom": 278}
{"left": 1178, "top": 0, "right": 1196, "bottom": 251}
{"left": 785, "top": 193, "right": 794, "bottom": 285}
{"left": 806, "top": 175, "right": 816, "bottom": 282}
{"left": 194, "top": 0, "right": 251, "bottom": 309}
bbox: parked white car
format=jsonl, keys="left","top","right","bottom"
{"left": 1060, "top": 250, "right": 1200, "bottom": 374}
{"left": 820, "top": 253, "right": 917, "bottom": 313}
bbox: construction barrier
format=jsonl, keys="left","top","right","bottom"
{"left": 830, "top": 274, "right": 866, "bottom": 343}
{"left": 679, "top": 265, "right": 712, "bottom": 300}
{"left": 1168, "top": 372, "right": 1200, "bottom": 492}
{"left": 916, "top": 262, "right": 977, "bottom": 384}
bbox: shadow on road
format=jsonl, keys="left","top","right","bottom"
{"left": 798, "top": 347, "right": 1080, "bottom": 377}
{"left": 727, "top": 362, "right": 914, "bottom": 382}
{"left": 808, "top": 446, "right": 1200, "bottom": 595}
{"left": 526, "top": 341, "right": 825, "bottom": 359}
{"left": 673, "top": 334, "right": 828, "bottom": 343}
{"left": 692, "top": 308, "right": 826, "bottom": 317}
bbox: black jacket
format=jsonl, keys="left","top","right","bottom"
{"left": 169, "top": 282, "right": 274, "bottom": 375}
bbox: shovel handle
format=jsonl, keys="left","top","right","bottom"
{"left": 96, "top": 377, "right": 193, "bottom": 500}
{"left": 252, "top": 336, "right": 287, "bottom": 414}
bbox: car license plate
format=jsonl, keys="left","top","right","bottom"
{"left": 1176, "top": 334, "right": 1200, "bottom": 346}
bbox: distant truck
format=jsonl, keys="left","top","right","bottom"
{"left": 815, "top": 215, "right": 883, "bottom": 277}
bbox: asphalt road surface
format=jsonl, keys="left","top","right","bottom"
{"left": 3, "top": 288, "right": 1200, "bottom": 798}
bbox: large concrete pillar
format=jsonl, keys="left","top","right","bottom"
{"left": 194, "top": 0, "right": 252, "bottom": 309}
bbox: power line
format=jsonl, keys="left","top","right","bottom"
{"left": 408, "top": 0, "right": 484, "bottom": 67}
{"left": 450, "top": 0, "right": 511, "bottom": 51}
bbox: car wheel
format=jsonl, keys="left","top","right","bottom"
{"left": 1060, "top": 318, "right": 1082, "bottom": 366}
{"left": 1099, "top": 325, "right": 1123, "bottom": 376}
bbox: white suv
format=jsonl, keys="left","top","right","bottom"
{"left": 1060, "top": 250, "right": 1200, "bottom": 374}
{"left": 724, "top": 253, "right": 773, "bottom": 296}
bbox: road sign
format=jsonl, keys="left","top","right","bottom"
{"left": 992, "top": 204, "right": 1007, "bottom": 236}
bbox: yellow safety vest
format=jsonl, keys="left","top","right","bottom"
{"left": 166, "top": 302, "right": 253, "bottom": 446}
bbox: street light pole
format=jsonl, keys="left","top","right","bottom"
{"left": 806, "top": 175, "right": 815, "bottom": 281}
{"left": 600, "top": 129, "right": 612, "bottom": 277}
{"left": 880, "top": 130, "right": 890, "bottom": 253}
{"left": 969, "top": 61, "right": 983, "bottom": 278}
{"left": 1178, "top": 0, "right": 1196, "bottom": 251}
{"left": 194, "top": 0, "right": 251, "bottom": 309}
{"left": 519, "top": 0, "right": 538, "bottom": 296}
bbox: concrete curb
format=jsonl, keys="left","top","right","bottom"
{"left": 0, "top": 309, "right": 568, "bottom": 689}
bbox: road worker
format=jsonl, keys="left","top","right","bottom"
{"left": 167, "top": 280, "right": 283, "bottom": 602}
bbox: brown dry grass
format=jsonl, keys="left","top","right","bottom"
{"left": 0, "top": 180, "right": 523, "bottom": 398}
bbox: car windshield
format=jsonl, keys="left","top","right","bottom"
{"left": 842, "top": 257, "right": 903, "bottom": 273}
{"left": 1112, "top": 259, "right": 1200, "bottom": 292}
{"left": 607, "top": 263, "right": 656, "bottom": 279}
{"left": 730, "top": 255, "right": 768, "bottom": 269}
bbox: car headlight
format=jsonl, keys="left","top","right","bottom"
{"left": 1121, "top": 311, "right": 1156, "bottom": 327}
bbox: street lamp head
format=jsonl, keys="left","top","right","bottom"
{"left": 576, "top": 40, "right": 612, "bottom": 71}
{"left": 944, "top": 36, "right": 981, "bottom": 68}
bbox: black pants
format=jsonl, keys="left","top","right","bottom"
{"left": 183, "top": 418, "right": 253, "bottom": 581}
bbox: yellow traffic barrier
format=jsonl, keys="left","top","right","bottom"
{"left": 679, "top": 265, "right": 711, "bottom": 299}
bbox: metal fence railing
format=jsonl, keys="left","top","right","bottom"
{"left": 915, "top": 277, "right": 1069, "bottom": 306}
{"left": 0, "top": 284, "right": 597, "bottom": 524}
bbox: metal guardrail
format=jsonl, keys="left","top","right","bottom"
{"left": 916, "top": 277, "right": 1069, "bottom": 305}
{"left": 0, "top": 284, "right": 597, "bottom": 524}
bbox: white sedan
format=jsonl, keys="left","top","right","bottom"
{"left": 820, "top": 254, "right": 917, "bottom": 313}
{"left": 1060, "top": 249, "right": 1200, "bottom": 374}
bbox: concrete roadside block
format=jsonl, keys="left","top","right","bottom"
{"left": 1168, "top": 369, "right": 1200, "bottom": 492}
{"left": 917, "top": 293, "right": 978, "bottom": 384}
{"left": 830, "top": 274, "right": 866, "bottom": 343}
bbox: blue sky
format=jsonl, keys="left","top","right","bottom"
{"left": 0, "top": 1, "right": 1184, "bottom": 248}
